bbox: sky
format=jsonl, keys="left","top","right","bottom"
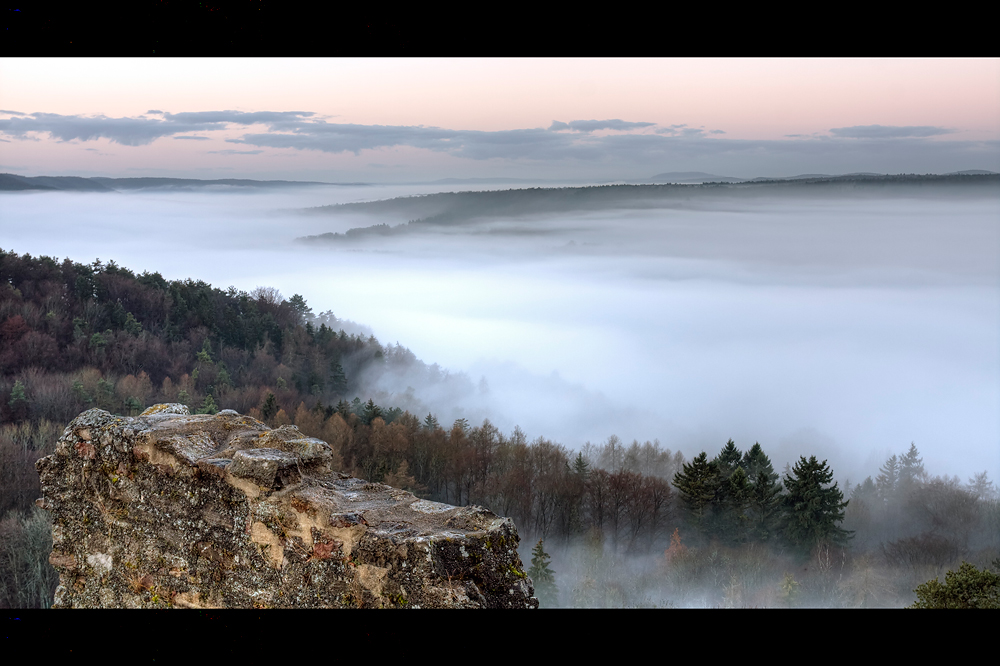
{"left": 1, "top": 58, "right": 998, "bottom": 182}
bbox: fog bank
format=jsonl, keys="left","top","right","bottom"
{"left": 3, "top": 183, "right": 997, "bottom": 485}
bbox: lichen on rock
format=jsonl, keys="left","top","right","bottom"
{"left": 36, "top": 406, "right": 538, "bottom": 608}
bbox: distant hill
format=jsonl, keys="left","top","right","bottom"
{"left": 0, "top": 174, "right": 116, "bottom": 192}
{"left": 89, "top": 177, "right": 345, "bottom": 190}
{"left": 428, "top": 177, "right": 568, "bottom": 186}
{"left": 298, "top": 173, "right": 1000, "bottom": 243}
{"left": 0, "top": 173, "right": 356, "bottom": 192}
{"left": 641, "top": 171, "right": 743, "bottom": 184}
{"left": 637, "top": 170, "right": 998, "bottom": 185}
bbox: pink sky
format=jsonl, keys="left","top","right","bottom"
{"left": 2, "top": 58, "right": 998, "bottom": 181}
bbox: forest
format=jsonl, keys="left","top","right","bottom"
{"left": 299, "top": 173, "right": 1000, "bottom": 243}
{"left": 1, "top": 248, "right": 998, "bottom": 608}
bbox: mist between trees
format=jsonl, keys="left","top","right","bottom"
{"left": 2, "top": 249, "right": 998, "bottom": 608}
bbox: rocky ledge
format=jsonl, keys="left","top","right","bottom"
{"left": 36, "top": 405, "right": 537, "bottom": 608}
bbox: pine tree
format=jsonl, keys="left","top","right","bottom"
{"left": 362, "top": 398, "right": 383, "bottom": 424}
{"left": 286, "top": 294, "right": 313, "bottom": 323}
{"left": 217, "top": 364, "right": 232, "bottom": 389}
{"left": 966, "top": 471, "right": 998, "bottom": 501}
{"left": 330, "top": 360, "right": 348, "bottom": 396}
{"left": 672, "top": 452, "right": 721, "bottom": 540}
{"left": 261, "top": 392, "right": 278, "bottom": 422}
{"left": 725, "top": 466, "right": 752, "bottom": 543}
{"left": 8, "top": 379, "right": 28, "bottom": 421}
{"left": 781, "top": 456, "right": 852, "bottom": 553}
{"left": 196, "top": 339, "right": 213, "bottom": 364}
{"left": 714, "top": 439, "right": 743, "bottom": 478}
{"left": 712, "top": 439, "right": 744, "bottom": 542}
{"left": 743, "top": 442, "right": 784, "bottom": 542}
{"left": 123, "top": 312, "right": 143, "bottom": 336}
{"left": 336, "top": 399, "right": 352, "bottom": 420}
{"left": 876, "top": 454, "right": 899, "bottom": 503}
{"left": 909, "top": 562, "right": 1000, "bottom": 609}
{"left": 572, "top": 452, "right": 591, "bottom": 480}
{"left": 898, "top": 442, "right": 925, "bottom": 493}
{"left": 198, "top": 393, "right": 219, "bottom": 415}
{"left": 528, "top": 539, "right": 558, "bottom": 607}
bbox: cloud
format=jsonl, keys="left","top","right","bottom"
{"left": 548, "top": 119, "right": 656, "bottom": 133}
{"left": 655, "top": 124, "right": 714, "bottom": 138}
{"left": 0, "top": 110, "right": 316, "bottom": 147}
{"left": 0, "top": 112, "right": 219, "bottom": 146}
{"left": 207, "top": 149, "right": 264, "bottom": 155}
{"left": 829, "top": 125, "right": 957, "bottom": 139}
{"left": 231, "top": 121, "right": 999, "bottom": 175}
{"left": 1, "top": 109, "right": 994, "bottom": 176}
{"left": 161, "top": 110, "right": 315, "bottom": 126}
{"left": 229, "top": 122, "right": 466, "bottom": 155}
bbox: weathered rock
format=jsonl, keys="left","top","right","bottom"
{"left": 36, "top": 406, "right": 538, "bottom": 608}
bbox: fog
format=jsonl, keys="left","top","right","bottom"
{"left": 3, "top": 183, "right": 997, "bottom": 485}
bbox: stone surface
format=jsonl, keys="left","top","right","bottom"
{"left": 36, "top": 406, "right": 537, "bottom": 608}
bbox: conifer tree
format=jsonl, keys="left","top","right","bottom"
{"left": 196, "top": 339, "right": 213, "bottom": 364}
{"left": 712, "top": 440, "right": 744, "bottom": 541}
{"left": 286, "top": 294, "right": 313, "bottom": 324}
{"left": 725, "top": 466, "right": 752, "bottom": 543}
{"left": 528, "top": 539, "right": 558, "bottom": 607}
{"left": 743, "top": 442, "right": 784, "bottom": 541}
{"left": 362, "top": 398, "right": 383, "bottom": 424}
{"left": 742, "top": 442, "right": 773, "bottom": 479}
{"left": 876, "top": 454, "right": 899, "bottom": 503}
{"left": 330, "top": 360, "right": 348, "bottom": 396}
{"left": 198, "top": 393, "right": 219, "bottom": 415}
{"left": 8, "top": 380, "right": 29, "bottom": 420}
{"left": 123, "top": 312, "right": 143, "bottom": 336}
{"left": 336, "top": 399, "right": 352, "bottom": 420}
{"left": 909, "top": 562, "right": 1000, "bottom": 609}
{"left": 898, "top": 442, "right": 925, "bottom": 493}
{"left": 572, "top": 452, "right": 591, "bottom": 480}
{"left": 672, "top": 452, "right": 721, "bottom": 540}
{"left": 782, "top": 456, "right": 851, "bottom": 553}
{"left": 261, "top": 392, "right": 278, "bottom": 422}
{"left": 714, "top": 439, "right": 743, "bottom": 479}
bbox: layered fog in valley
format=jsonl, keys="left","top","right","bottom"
{"left": 3, "top": 58, "right": 999, "bottom": 608}
{"left": 3, "top": 179, "right": 997, "bottom": 486}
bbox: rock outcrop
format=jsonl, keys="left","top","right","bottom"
{"left": 36, "top": 405, "right": 537, "bottom": 608}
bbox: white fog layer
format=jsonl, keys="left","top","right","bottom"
{"left": 2, "top": 183, "right": 997, "bottom": 485}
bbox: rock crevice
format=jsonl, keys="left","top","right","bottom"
{"left": 37, "top": 405, "right": 537, "bottom": 608}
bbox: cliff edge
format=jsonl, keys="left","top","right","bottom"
{"left": 36, "top": 405, "right": 537, "bottom": 608}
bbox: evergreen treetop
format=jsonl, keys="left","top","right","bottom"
{"left": 714, "top": 439, "right": 743, "bottom": 479}
{"left": 528, "top": 539, "right": 558, "bottom": 607}
{"left": 673, "top": 452, "right": 721, "bottom": 538}
{"left": 782, "top": 456, "right": 852, "bottom": 553}
{"left": 898, "top": 443, "right": 926, "bottom": 490}
{"left": 909, "top": 562, "right": 1000, "bottom": 609}
{"left": 876, "top": 454, "right": 899, "bottom": 502}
